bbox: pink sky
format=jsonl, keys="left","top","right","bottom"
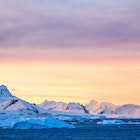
{"left": 0, "top": 0, "right": 140, "bottom": 105}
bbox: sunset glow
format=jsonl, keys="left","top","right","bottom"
{"left": 0, "top": 0, "right": 140, "bottom": 105}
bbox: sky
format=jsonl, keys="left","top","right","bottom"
{"left": 0, "top": 0, "right": 140, "bottom": 105}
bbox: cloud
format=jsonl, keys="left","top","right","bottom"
{"left": 0, "top": 0, "right": 140, "bottom": 61}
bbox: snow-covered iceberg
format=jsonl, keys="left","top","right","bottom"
{"left": 97, "top": 119, "right": 140, "bottom": 125}
{"left": 0, "top": 115, "right": 74, "bottom": 129}
{"left": 97, "top": 120, "right": 123, "bottom": 125}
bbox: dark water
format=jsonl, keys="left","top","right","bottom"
{"left": 0, "top": 120, "right": 140, "bottom": 140}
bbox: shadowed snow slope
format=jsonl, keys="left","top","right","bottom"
{"left": 0, "top": 85, "right": 13, "bottom": 97}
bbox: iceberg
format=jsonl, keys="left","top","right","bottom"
{"left": 0, "top": 115, "right": 74, "bottom": 129}
{"left": 97, "top": 119, "right": 123, "bottom": 125}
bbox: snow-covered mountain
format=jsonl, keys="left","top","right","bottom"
{"left": 85, "top": 100, "right": 116, "bottom": 115}
{"left": 85, "top": 100, "right": 140, "bottom": 118}
{"left": 39, "top": 100, "right": 88, "bottom": 114}
{"left": 1, "top": 84, "right": 140, "bottom": 127}
{"left": 115, "top": 104, "right": 140, "bottom": 118}
{"left": 0, "top": 85, "right": 45, "bottom": 116}
{"left": 39, "top": 99, "right": 116, "bottom": 115}
{"left": 0, "top": 85, "right": 74, "bottom": 129}
{"left": 39, "top": 99, "right": 140, "bottom": 118}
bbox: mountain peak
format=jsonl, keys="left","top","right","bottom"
{"left": 0, "top": 85, "right": 13, "bottom": 97}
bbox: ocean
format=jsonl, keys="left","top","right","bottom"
{"left": 0, "top": 119, "right": 140, "bottom": 140}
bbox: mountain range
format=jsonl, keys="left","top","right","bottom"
{"left": 0, "top": 85, "right": 140, "bottom": 119}
{"left": 39, "top": 98, "right": 140, "bottom": 118}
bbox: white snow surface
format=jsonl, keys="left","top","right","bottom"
{"left": 0, "top": 96, "right": 45, "bottom": 116}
